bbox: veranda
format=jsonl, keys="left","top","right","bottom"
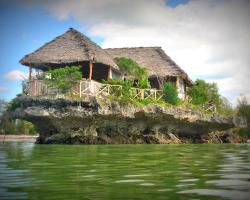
{"left": 23, "top": 79, "right": 163, "bottom": 101}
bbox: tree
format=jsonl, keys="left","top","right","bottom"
{"left": 237, "top": 96, "right": 250, "bottom": 124}
{"left": 114, "top": 57, "right": 151, "bottom": 89}
{"left": 0, "top": 99, "right": 8, "bottom": 115}
{"left": 163, "top": 82, "right": 179, "bottom": 105}
{"left": 218, "top": 96, "right": 234, "bottom": 115}
{"left": 188, "top": 79, "right": 221, "bottom": 106}
{"left": 187, "top": 79, "right": 209, "bottom": 105}
{"left": 45, "top": 66, "right": 82, "bottom": 93}
{"left": 208, "top": 82, "right": 222, "bottom": 106}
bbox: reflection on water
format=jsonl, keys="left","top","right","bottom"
{"left": 0, "top": 142, "right": 249, "bottom": 200}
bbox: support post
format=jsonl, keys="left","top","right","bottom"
{"left": 176, "top": 76, "right": 180, "bottom": 90}
{"left": 107, "top": 66, "right": 111, "bottom": 80}
{"left": 141, "top": 89, "right": 144, "bottom": 99}
{"left": 89, "top": 61, "right": 93, "bottom": 80}
{"left": 29, "top": 66, "right": 32, "bottom": 81}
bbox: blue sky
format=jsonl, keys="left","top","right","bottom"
{"left": 0, "top": 4, "right": 104, "bottom": 101}
{"left": 0, "top": 0, "right": 249, "bottom": 105}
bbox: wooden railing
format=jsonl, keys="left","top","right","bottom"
{"left": 129, "top": 88, "right": 163, "bottom": 100}
{"left": 23, "top": 79, "right": 164, "bottom": 100}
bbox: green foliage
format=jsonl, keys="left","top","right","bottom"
{"left": 114, "top": 57, "right": 139, "bottom": 75}
{"left": 163, "top": 82, "right": 179, "bottom": 105}
{"left": 0, "top": 99, "right": 8, "bottom": 114}
{"left": 0, "top": 111, "right": 38, "bottom": 135}
{"left": 102, "top": 79, "right": 133, "bottom": 98}
{"left": 237, "top": 96, "right": 250, "bottom": 124}
{"left": 45, "top": 66, "right": 82, "bottom": 93}
{"left": 114, "top": 57, "right": 150, "bottom": 89}
{"left": 217, "top": 97, "right": 235, "bottom": 116}
{"left": 6, "top": 99, "right": 20, "bottom": 111}
{"left": 133, "top": 98, "right": 169, "bottom": 107}
{"left": 136, "top": 76, "right": 151, "bottom": 89}
{"left": 207, "top": 82, "right": 222, "bottom": 106}
{"left": 187, "top": 79, "right": 209, "bottom": 105}
{"left": 234, "top": 128, "right": 250, "bottom": 137}
{"left": 188, "top": 79, "right": 221, "bottom": 107}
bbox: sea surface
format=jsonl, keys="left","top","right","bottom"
{"left": 0, "top": 142, "right": 249, "bottom": 200}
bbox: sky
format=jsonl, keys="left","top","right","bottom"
{"left": 0, "top": 0, "right": 249, "bottom": 106}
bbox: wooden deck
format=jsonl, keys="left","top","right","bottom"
{"left": 23, "top": 79, "right": 163, "bottom": 100}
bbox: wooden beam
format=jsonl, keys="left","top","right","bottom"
{"left": 29, "top": 66, "right": 32, "bottom": 81}
{"left": 176, "top": 76, "right": 180, "bottom": 90}
{"left": 107, "top": 66, "right": 111, "bottom": 80}
{"left": 89, "top": 61, "right": 93, "bottom": 80}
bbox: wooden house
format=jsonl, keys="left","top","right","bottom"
{"left": 20, "top": 28, "right": 122, "bottom": 82}
{"left": 106, "top": 47, "right": 193, "bottom": 99}
{"left": 20, "top": 28, "right": 192, "bottom": 99}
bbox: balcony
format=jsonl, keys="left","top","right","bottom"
{"left": 22, "top": 79, "right": 163, "bottom": 100}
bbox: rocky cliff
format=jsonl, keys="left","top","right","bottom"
{"left": 9, "top": 96, "right": 244, "bottom": 144}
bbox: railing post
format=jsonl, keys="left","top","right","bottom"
{"left": 107, "top": 85, "right": 110, "bottom": 95}
{"left": 141, "top": 89, "right": 144, "bottom": 99}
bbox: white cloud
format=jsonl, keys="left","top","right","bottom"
{"left": 6, "top": 0, "right": 250, "bottom": 104}
{"left": 0, "top": 86, "right": 8, "bottom": 93}
{"left": 4, "top": 70, "right": 27, "bottom": 81}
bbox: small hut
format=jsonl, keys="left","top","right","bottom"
{"left": 20, "top": 28, "right": 122, "bottom": 82}
{"left": 105, "top": 47, "right": 193, "bottom": 98}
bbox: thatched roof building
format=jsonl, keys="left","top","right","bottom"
{"left": 105, "top": 47, "right": 192, "bottom": 86}
{"left": 20, "top": 28, "right": 119, "bottom": 71}
{"left": 20, "top": 28, "right": 192, "bottom": 98}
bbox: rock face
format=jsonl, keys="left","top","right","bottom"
{"left": 9, "top": 96, "right": 241, "bottom": 144}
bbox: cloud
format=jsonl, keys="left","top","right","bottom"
{"left": 0, "top": 86, "right": 8, "bottom": 93}
{"left": 4, "top": 0, "right": 250, "bottom": 104}
{"left": 4, "top": 70, "right": 27, "bottom": 81}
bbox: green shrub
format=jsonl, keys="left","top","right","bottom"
{"left": 102, "top": 79, "right": 133, "bottom": 98}
{"left": 6, "top": 99, "right": 19, "bottom": 111}
{"left": 187, "top": 79, "right": 209, "bottom": 105}
{"left": 45, "top": 66, "right": 82, "bottom": 93}
{"left": 217, "top": 97, "right": 235, "bottom": 116}
{"left": 114, "top": 57, "right": 151, "bottom": 89}
{"left": 234, "top": 128, "right": 250, "bottom": 138}
{"left": 163, "top": 82, "right": 179, "bottom": 105}
{"left": 188, "top": 79, "right": 222, "bottom": 107}
{"left": 237, "top": 96, "right": 250, "bottom": 125}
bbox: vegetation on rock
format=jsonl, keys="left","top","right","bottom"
{"left": 0, "top": 99, "right": 38, "bottom": 135}
{"left": 45, "top": 66, "right": 82, "bottom": 92}
{"left": 114, "top": 57, "right": 150, "bottom": 89}
{"left": 163, "top": 82, "right": 179, "bottom": 105}
{"left": 235, "top": 96, "right": 250, "bottom": 137}
{"left": 102, "top": 79, "right": 134, "bottom": 98}
{"left": 187, "top": 79, "right": 221, "bottom": 106}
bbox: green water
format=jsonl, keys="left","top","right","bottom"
{"left": 0, "top": 142, "right": 249, "bottom": 200}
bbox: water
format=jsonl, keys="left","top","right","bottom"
{"left": 0, "top": 142, "right": 249, "bottom": 200}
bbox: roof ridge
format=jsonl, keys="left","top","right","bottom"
{"left": 105, "top": 46, "right": 162, "bottom": 50}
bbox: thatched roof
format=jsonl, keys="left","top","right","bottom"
{"left": 106, "top": 47, "right": 193, "bottom": 85}
{"left": 20, "top": 28, "right": 119, "bottom": 71}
